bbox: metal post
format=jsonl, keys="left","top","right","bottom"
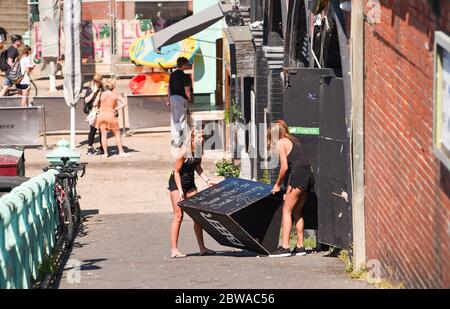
{"left": 350, "top": 0, "right": 366, "bottom": 271}
{"left": 122, "top": 93, "right": 127, "bottom": 137}
{"left": 70, "top": 106, "right": 76, "bottom": 149}
{"left": 42, "top": 104, "right": 48, "bottom": 150}
{"left": 111, "top": 0, "right": 116, "bottom": 78}
{"left": 122, "top": 108, "right": 127, "bottom": 137}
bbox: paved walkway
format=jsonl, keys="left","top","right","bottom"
{"left": 25, "top": 133, "right": 370, "bottom": 289}
{"left": 56, "top": 213, "right": 369, "bottom": 289}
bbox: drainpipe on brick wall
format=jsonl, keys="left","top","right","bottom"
{"left": 350, "top": 0, "right": 366, "bottom": 271}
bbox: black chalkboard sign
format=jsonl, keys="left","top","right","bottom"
{"left": 179, "top": 177, "right": 284, "bottom": 255}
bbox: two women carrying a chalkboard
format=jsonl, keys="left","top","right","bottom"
{"left": 168, "top": 126, "right": 217, "bottom": 258}
{"left": 268, "top": 120, "right": 314, "bottom": 258}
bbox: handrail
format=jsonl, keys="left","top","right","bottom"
{"left": 0, "top": 170, "right": 59, "bottom": 289}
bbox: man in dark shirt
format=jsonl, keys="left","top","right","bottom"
{"left": 168, "top": 57, "right": 192, "bottom": 148}
{"left": 0, "top": 34, "right": 22, "bottom": 96}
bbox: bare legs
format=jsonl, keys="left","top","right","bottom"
{"left": 0, "top": 86, "right": 30, "bottom": 106}
{"left": 170, "top": 189, "right": 212, "bottom": 256}
{"left": 189, "top": 190, "right": 214, "bottom": 254}
{"left": 0, "top": 85, "right": 10, "bottom": 97}
{"left": 170, "top": 190, "right": 184, "bottom": 257}
{"left": 100, "top": 128, "right": 108, "bottom": 157}
{"left": 112, "top": 128, "right": 126, "bottom": 154}
{"left": 19, "top": 88, "right": 30, "bottom": 107}
{"left": 280, "top": 186, "right": 308, "bottom": 249}
{"left": 100, "top": 128, "right": 126, "bottom": 157}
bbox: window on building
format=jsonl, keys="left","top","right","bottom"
{"left": 28, "top": 0, "right": 40, "bottom": 22}
{"left": 313, "top": 15, "right": 342, "bottom": 73}
{"left": 135, "top": 1, "right": 192, "bottom": 31}
{"left": 286, "top": 0, "right": 309, "bottom": 68}
{"left": 434, "top": 31, "right": 450, "bottom": 171}
{"left": 263, "top": 0, "right": 284, "bottom": 46}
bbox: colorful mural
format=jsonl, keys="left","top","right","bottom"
{"left": 116, "top": 19, "right": 153, "bottom": 61}
{"left": 31, "top": 19, "right": 154, "bottom": 67}
{"left": 80, "top": 20, "right": 112, "bottom": 64}
{"left": 129, "top": 35, "right": 199, "bottom": 69}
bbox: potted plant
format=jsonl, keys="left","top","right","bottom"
{"left": 215, "top": 159, "right": 240, "bottom": 178}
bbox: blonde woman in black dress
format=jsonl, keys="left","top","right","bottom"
{"left": 168, "top": 130, "right": 216, "bottom": 258}
{"left": 268, "top": 120, "right": 314, "bottom": 257}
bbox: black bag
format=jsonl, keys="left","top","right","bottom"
{"left": 83, "top": 88, "right": 97, "bottom": 114}
{"left": 83, "top": 100, "right": 93, "bottom": 114}
{"left": 0, "top": 49, "right": 9, "bottom": 72}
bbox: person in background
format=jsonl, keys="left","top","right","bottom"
{"left": 267, "top": 120, "right": 314, "bottom": 258}
{"left": 168, "top": 128, "right": 216, "bottom": 258}
{"left": 167, "top": 57, "right": 192, "bottom": 149}
{"left": 16, "top": 45, "right": 34, "bottom": 107}
{"left": 93, "top": 79, "right": 130, "bottom": 158}
{"left": 0, "top": 34, "right": 23, "bottom": 96}
{"left": 84, "top": 74, "right": 104, "bottom": 155}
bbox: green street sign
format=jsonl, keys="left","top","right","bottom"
{"left": 289, "top": 127, "right": 320, "bottom": 136}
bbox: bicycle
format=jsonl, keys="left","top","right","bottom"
{"left": 0, "top": 73, "right": 38, "bottom": 98}
{"left": 44, "top": 157, "right": 87, "bottom": 244}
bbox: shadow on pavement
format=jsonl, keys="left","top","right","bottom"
{"left": 186, "top": 250, "right": 259, "bottom": 258}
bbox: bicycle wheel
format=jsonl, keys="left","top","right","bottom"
{"left": 70, "top": 179, "right": 82, "bottom": 225}
{"left": 62, "top": 178, "right": 75, "bottom": 244}
{"left": 30, "top": 80, "right": 38, "bottom": 97}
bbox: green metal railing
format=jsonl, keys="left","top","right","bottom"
{"left": 0, "top": 170, "right": 59, "bottom": 289}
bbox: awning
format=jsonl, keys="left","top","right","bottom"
{"left": 148, "top": 3, "right": 230, "bottom": 50}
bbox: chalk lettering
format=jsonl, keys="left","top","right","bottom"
{"left": 201, "top": 212, "right": 244, "bottom": 247}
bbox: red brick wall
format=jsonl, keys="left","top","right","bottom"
{"left": 82, "top": 1, "right": 112, "bottom": 20}
{"left": 81, "top": 1, "right": 192, "bottom": 21}
{"left": 364, "top": 0, "right": 450, "bottom": 288}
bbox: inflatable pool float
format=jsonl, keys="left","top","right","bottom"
{"left": 129, "top": 34, "right": 199, "bottom": 69}
{"left": 129, "top": 72, "right": 170, "bottom": 95}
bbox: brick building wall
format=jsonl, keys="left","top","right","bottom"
{"left": 82, "top": 0, "right": 192, "bottom": 21}
{"left": 267, "top": 68, "right": 284, "bottom": 183}
{"left": 268, "top": 68, "right": 284, "bottom": 122}
{"left": 82, "top": 1, "right": 112, "bottom": 20}
{"left": 364, "top": 0, "right": 450, "bottom": 288}
{"left": 0, "top": 0, "right": 28, "bottom": 44}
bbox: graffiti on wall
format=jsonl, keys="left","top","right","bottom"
{"left": 81, "top": 20, "right": 111, "bottom": 64}
{"left": 116, "top": 19, "right": 153, "bottom": 61}
{"left": 31, "top": 19, "right": 154, "bottom": 66}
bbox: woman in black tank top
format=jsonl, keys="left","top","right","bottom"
{"left": 267, "top": 120, "right": 314, "bottom": 258}
{"left": 169, "top": 129, "right": 217, "bottom": 258}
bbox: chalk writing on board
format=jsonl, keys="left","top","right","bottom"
{"left": 183, "top": 178, "right": 272, "bottom": 211}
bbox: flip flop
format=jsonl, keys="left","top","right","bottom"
{"left": 199, "top": 249, "right": 217, "bottom": 256}
{"left": 171, "top": 253, "right": 187, "bottom": 259}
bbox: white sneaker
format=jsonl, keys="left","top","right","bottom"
{"left": 119, "top": 152, "right": 131, "bottom": 157}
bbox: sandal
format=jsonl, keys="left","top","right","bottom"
{"left": 199, "top": 249, "right": 216, "bottom": 256}
{"left": 171, "top": 253, "right": 187, "bottom": 259}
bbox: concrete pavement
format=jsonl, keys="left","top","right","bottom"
{"left": 56, "top": 213, "right": 370, "bottom": 289}
{"left": 24, "top": 132, "right": 371, "bottom": 289}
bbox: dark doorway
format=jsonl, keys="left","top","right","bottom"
{"left": 283, "top": 0, "right": 352, "bottom": 249}
{"left": 216, "top": 38, "right": 224, "bottom": 106}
